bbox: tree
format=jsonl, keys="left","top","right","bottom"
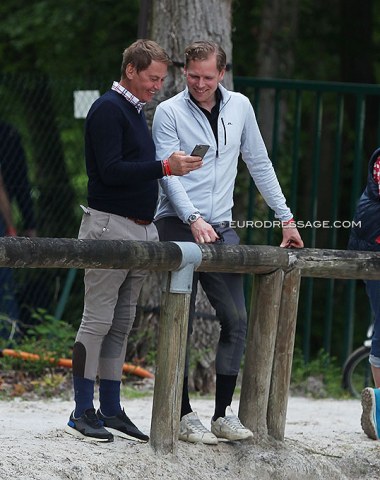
{"left": 132, "top": 0, "right": 233, "bottom": 394}
{"left": 144, "top": 0, "right": 233, "bottom": 123}
{"left": 0, "top": 0, "right": 139, "bottom": 77}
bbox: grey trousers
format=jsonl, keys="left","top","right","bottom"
{"left": 155, "top": 216, "right": 247, "bottom": 377}
{"left": 74, "top": 208, "right": 158, "bottom": 381}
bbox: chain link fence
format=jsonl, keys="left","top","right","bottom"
{"left": 0, "top": 74, "right": 111, "bottom": 336}
{"left": 0, "top": 74, "right": 374, "bottom": 369}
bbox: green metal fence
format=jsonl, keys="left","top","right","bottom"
{"left": 1, "top": 73, "right": 380, "bottom": 364}
{"left": 234, "top": 77, "right": 380, "bottom": 362}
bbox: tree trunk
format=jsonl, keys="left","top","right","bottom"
{"left": 134, "top": 0, "right": 233, "bottom": 393}
{"left": 144, "top": 0, "right": 233, "bottom": 125}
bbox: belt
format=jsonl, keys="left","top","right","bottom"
{"left": 211, "top": 221, "right": 230, "bottom": 229}
{"left": 127, "top": 217, "right": 152, "bottom": 226}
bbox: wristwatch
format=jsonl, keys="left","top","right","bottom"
{"left": 187, "top": 211, "right": 201, "bottom": 224}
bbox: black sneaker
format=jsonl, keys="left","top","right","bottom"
{"left": 97, "top": 408, "right": 149, "bottom": 442}
{"left": 65, "top": 408, "right": 114, "bottom": 442}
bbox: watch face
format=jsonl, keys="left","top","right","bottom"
{"left": 188, "top": 212, "right": 200, "bottom": 223}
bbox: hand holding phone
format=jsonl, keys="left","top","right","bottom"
{"left": 190, "top": 144, "right": 210, "bottom": 159}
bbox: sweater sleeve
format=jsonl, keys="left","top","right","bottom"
{"left": 1, "top": 129, "right": 36, "bottom": 229}
{"left": 153, "top": 104, "right": 198, "bottom": 221}
{"left": 87, "top": 101, "right": 163, "bottom": 186}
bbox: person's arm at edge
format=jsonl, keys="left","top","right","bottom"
{"left": 0, "top": 173, "right": 16, "bottom": 236}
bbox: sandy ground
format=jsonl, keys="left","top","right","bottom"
{"left": 1, "top": 395, "right": 380, "bottom": 480}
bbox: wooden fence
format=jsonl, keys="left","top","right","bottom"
{"left": 1, "top": 237, "right": 380, "bottom": 454}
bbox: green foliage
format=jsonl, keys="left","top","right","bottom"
{"left": 120, "top": 385, "right": 151, "bottom": 400}
{"left": 127, "top": 323, "right": 158, "bottom": 366}
{"left": 294, "top": 1, "right": 341, "bottom": 81}
{"left": 189, "top": 345, "right": 213, "bottom": 373}
{"left": 1, "top": 309, "right": 76, "bottom": 376}
{"left": 232, "top": 0, "right": 263, "bottom": 76}
{"left": 291, "top": 348, "right": 347, "bottom": 398}
{"left": 0, "top": 0, "right": 140, "bottom": 77}
{"left": 29, "top": 373, "right": 71, "bottom": 399}
{"left": 24, "top": 309, "right": 76, "bottom": 357}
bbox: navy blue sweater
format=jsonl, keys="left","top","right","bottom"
{"left": 85, "top": 90, "right": 163, "bottom": 220}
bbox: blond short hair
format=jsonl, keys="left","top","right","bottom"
{"left": 121, "top": 39, "right": 171, "bottom": 78}
{"left": 184, "top": 41, "right": 226, "bottom": 72}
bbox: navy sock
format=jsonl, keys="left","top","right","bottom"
{"left": 73, "top": 376, "right": 95, "bottom": 418}
{"left": 213, "top": 374, "right": 237, "bottom": 420}
{"left": 99, "top": 379, "right": 122, "bottom": 417}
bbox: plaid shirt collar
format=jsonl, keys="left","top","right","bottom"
{"left": 111, "top": 81, "right": 146, "bottom": 113}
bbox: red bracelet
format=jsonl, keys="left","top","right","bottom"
{"left": 6, "top": 226, "right": 17, "bottom": 236}
{"left": 165, "top": 159, "right": 172, "bottom": 176}
{"left": 282, "top": 218, "right": 295, "bottom": 227}
{"left": 163, "top": 159, "right": 172, "bottom": 176}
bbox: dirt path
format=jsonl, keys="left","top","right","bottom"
{"left": 1, "top": 395, "right": 380, "bottom": 479}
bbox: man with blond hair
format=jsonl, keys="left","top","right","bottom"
{"left": 65, "top": 39, "right": 203, "bottom": 443}
{"left": 153, "top": 40, "right": 303, "bottom": 445}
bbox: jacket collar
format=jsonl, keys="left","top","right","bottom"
{"left": 183, "top": 83, "right": 231, "bottom": 106}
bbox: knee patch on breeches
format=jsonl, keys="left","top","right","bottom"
{"left": 72, "top": 341, "right": 87, "bottom": 377}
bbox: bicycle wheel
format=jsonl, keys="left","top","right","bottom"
{"left": 342, "top": 346, "right": 373, "bottom": 398}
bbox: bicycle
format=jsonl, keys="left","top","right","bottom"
{"left": 342, "top": 323, "right": 374, "bottom": 398}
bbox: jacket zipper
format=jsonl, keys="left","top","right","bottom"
{"left": 221, "top": 117, "right": 227, "bottom": 145}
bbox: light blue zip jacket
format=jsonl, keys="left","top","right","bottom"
{"left": 152, "top": 84, "right": 292, "bottom": 224}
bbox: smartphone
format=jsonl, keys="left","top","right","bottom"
{"left": 190, "top": 144, "right": 210, "bottom": 159}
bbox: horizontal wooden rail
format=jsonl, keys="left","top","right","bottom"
{"left": 290, "top": 248, "right": 380, "bottom": 279}
{"left": 0, "top": 237, "right": 182, "bottom": 271}
{"left": 2, "top": 236, "right": 380, "bottom": 451}
{"left": 0, "top": 237, "right": 288, "bottom": 274}
{"left": 1, "top": 237, "right": 380, "bottom": 279}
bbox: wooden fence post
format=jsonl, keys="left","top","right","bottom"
{"left": 238, "top": 269, "right": 284, "bottom": 438}
{"left": 267, "top": 268, "right": 301, "bottom": 440}
{"left": 150, "top": 242, "right": 201, "bottom": 455}
{"left": 149, "top": 273, "right": 190, "bottom": 454}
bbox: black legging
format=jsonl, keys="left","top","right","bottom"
{"left": 155, "top": 216, "right": 247, "bottom": 377}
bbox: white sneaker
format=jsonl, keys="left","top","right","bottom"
{"left": 179, "top": 412, "right": 218, "bottom": 445}
{"left": 211, "top": 406, "right": 253, "bottom": 441}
